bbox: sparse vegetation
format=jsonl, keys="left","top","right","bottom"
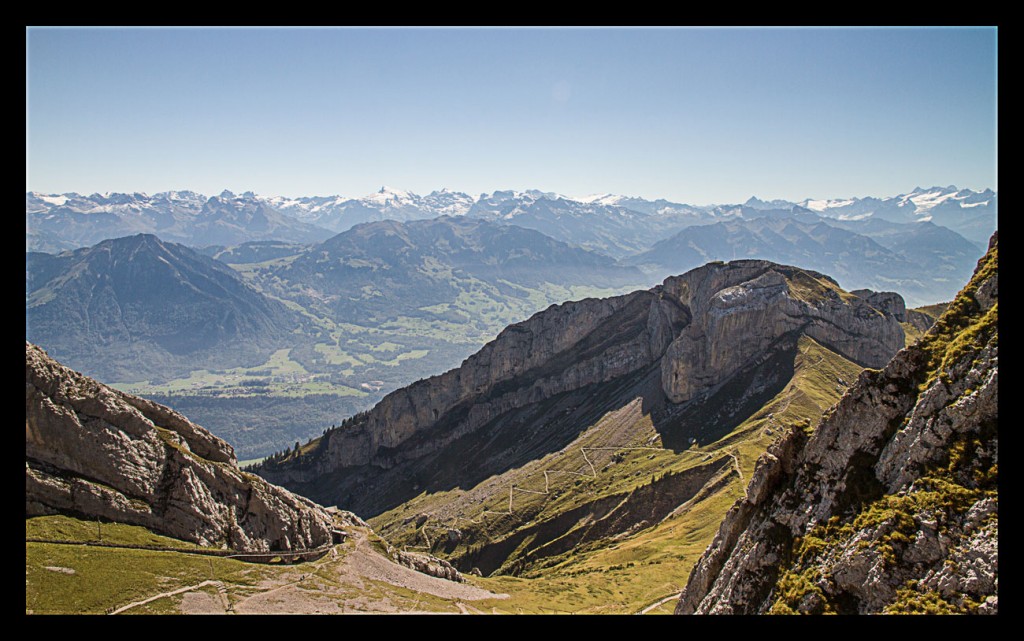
{"left": 767, "top": 247, "right": 997, "bottom": 615}
{"left": 916, "top": 242, "right": 997, "bottom": 390}
{"left": 884, "top": 580, "right": 981, "bottom": 614}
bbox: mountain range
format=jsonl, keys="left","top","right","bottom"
{"left": 253, "top": 215, "right": 643, "bottom": 324}
{"left": 628, "top": 212, "right": 982, "bottom": 306}
{"left": 256, "top": 258, "right": 909, "bottom": 545}
{"left": 25, "top": 219, "right": 645, "bottom": 459}
{"left": 26, "top": 184, "right": 996, "bottom": 253}
{"left": 24, "top": 184, "right": 996, "bottom": 460}
{"left": 26, "top": 190, "right": 335, "bottom": 253}
{"left": 264, "top": 186, "right": 476, "bottom": 232}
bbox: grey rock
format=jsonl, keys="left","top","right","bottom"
{"left": 660, "top": 261, "right": 904, "bottom": 404}
{"left": 26, "top": 342, "right": 334, "bottom": 552}
{"left": 850, "top": 289, "right": 907, "bottom": 322}
{"left": 394, "top": 550, "right": 465, "bottom": 583}
{"left": 675, "top": 234, "right": 998, "bottom": 615}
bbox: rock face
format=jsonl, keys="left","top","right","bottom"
{"left": 676, "top": 233, "right": 997, "bottom": 614}
{"left": 660, "top": 262, "right": 904, "bottom": 404}
{"left": 26, "top": 342, "right": 334, "bottom": 552}
{"left": 259, "top": 260, "right": 905, "bottom": 515}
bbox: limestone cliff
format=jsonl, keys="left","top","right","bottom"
{"left": 259, "top": 260, "right": 906, "bottom": 516}
{"left": 676, "top": 233, "right": 997, "bottom": 614}
{"left": 26, "top": 342, "right": 334, "bottom": 552}
{"left": 660, "top": 263, "right": 904, "bottom": 403}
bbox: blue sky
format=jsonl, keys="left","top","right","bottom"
{"left": 26, "top": 27, "right": 997, "bottom": 204}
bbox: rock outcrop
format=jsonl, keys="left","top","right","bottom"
{"left": 259, "top": 260, "right": 906, "bottom": 516}
{"left": 660, "top": 263, "right": 904, "bottom": 403}
{"left": 26, "top": 342, "right": 334, "bottom": 552}
{"left": 676, "top": 233, "right": 997, "bottom": 614}
{"left": 394, "top": 551, "right": 465, "bottom": 583}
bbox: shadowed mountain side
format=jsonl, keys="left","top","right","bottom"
{"left": 655, "top": 333, "right": 799, "bottom": 451}
{"left": 26, "top": 234, "right": 298, "bottom": 382}
{"left": 365, "top": 333, "right": 866, "bottom": 585}
{"left": 257, "top": 259, "right": 906, "bottom": 520}
{"left": 268, "top": 344, "right": 796, "bottom": 520}
{"left": 259, "top": 290, "right": 668, "bottom": 514}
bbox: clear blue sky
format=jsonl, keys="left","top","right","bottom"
{"left": 26, "top": 27, "right": 997, "bottom": 204}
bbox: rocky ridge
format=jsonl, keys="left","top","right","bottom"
{"left": 676, "top": 233, "right": 997, "bottom": 614}
{"left": 26, "top": 342, "right": 334, "bottom": 552}
{"left": 258, "top": 259, "right": 907, "bottom": 515}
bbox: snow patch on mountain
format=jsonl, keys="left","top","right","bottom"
{"left": 576, "top": 193, "right": 627, "bottom": 206}
{"left": 803, "top": 198, "right": 856, "bottom": 211}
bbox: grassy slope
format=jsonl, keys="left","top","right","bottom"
{"left": 369, "top": 335, "right": 865, "bottom": 613}
{"left": 26, "top": 515, "right": 268, "bottom": 615}
{"left": 26, "top": 515, "right": 463, "bottom": 615}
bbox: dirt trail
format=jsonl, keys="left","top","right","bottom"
{"left": 340, "top": 532, "right": 503, "bottom": 601}
{"left": 110, "top": 580, "right": 221, "bottom": 614}
{"left": 637, "top": 591, "right": 683, "bottom": 614}
{"left": 108, "top": 528, "right": 507, "bottom": 615}
{"left": 228, "top": 530, "right": 506, "bottom": 614}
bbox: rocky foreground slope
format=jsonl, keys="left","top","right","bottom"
{"left": 26, "top": 342, "right": 334, "bottom": 552}
{"left": 258, "top": 259, "right": 907, "bottom": 517}
{"left": 676, "top": 233, "right": 997, "bottom": 614}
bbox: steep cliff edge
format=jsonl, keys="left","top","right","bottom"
{"left": 676, "top": 233, "right": 997, "bottom": 614}
{"left": 258, "top": 260, "right": 906, "bottom": 517}
{"left": 26, "top": 342, "right": 334, "bottom": 552}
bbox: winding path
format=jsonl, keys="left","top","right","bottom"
{"left": 636, "top": 591, "right": 683, "bottom": 615}
{"left": 109, "top": 580, "right": 223, "bottom": 615}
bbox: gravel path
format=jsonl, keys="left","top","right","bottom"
{"left": 226, "top": 530, "right": 505, "bottom": 614}
{"left": 340, "top": 534, "right": 502, "bottom": 602}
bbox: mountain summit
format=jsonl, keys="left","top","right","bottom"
{"left": 26, "top": 234, "right": 297, "bottom": 382}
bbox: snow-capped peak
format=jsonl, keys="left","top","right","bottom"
{"left": 28, "top": 193, "right": 71, "bottom": 207}
{"left": 894, "top": 186, "right": 977, "bottom": 213}
{"left": 352, "top": 185, "right": 418, "bottom": 207}
{"left": 576, "top": 193, "right": 626, "bottom": 206}
{"left": 801, "top": 197, "right": 856, "bottom": 212}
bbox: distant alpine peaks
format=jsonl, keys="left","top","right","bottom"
{"left": 27, "top": 184, "right": 996, "bottom": 252}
